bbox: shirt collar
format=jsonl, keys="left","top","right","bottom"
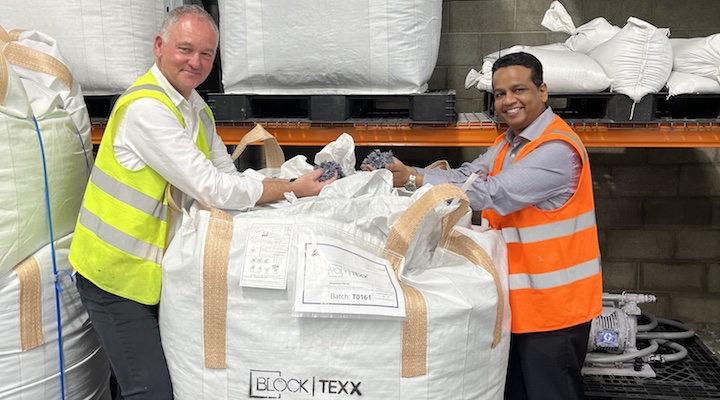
{"left": 504, "top": 106, "right": 555, "bottom": 142}
{"left": 150, "top": 64, "right": 205, "bottom": 111}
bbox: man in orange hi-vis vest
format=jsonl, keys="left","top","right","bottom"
{"left": 373, "top": 52, "right": 603, "bottom": 400}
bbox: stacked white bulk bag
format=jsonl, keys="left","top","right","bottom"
{"left": 218, "top": 0, "right": 443, "bottom": 94}
{"left": 588, "top": 17, "right": 673, "bottom": 107}
{"left": 0, "top": 1, "right": 165, "bottom": 95}
{"left": 161, "top": 178, "right": 510, "bottom": 400}
{"left": 0, "top": 234, "right": 111, "bottom": 400}
{"left": 465, "top": 43, "right": 612, "bottom": 94}
{"left": 1, "top": 28, "right": 109, "bottom": 399}
{"left": 0, "top": 27, "right": 93, "bottom": 278}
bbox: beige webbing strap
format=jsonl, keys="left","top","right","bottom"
{"left": 16, "top": 256, "right": 45, "bottom": 351}
{"left": 2, "top": 42, "right": 73, "bottom": 89}
{"left": 385, "top": 184, "right": 469, "bottom": 261}
{"left": 202, "top": 208, "right": 233, "bottom": 369}
{"left": 165, "top": 184, "right": 185, "bottom": 214}
{"left": 445, "top": 230, "right": 504, "bottom": 348}
{"left": 399, "top": 283, "right": 428, "bottom": 377}
{"left": 425, "top": 159, "right": 450, "bottom": 170}
{"left": 0, "top": 51, "right": 7, "bottom": 106}
{"left": 0, "top": 26, "right": 11, "bottom": 42}
{"left": 8, "top": 29, "right": 22, "bottom": 41}
{"left": 383, "top": 184, "right": 470, "bottom": 377}
{"left": 230, "top": 124, "right": 285, "bottom": 167}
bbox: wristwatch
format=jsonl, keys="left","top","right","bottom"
{"left": 404, "top": 173, "right": 417, "bottom": 192}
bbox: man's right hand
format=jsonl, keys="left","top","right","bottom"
{"left": 290, "top": 168, "right": 337, "bottom": 197}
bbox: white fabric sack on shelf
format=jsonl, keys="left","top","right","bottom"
{"left": 161, "top": 182, "right": 510, "bottom": 400}
{"left": 0, "top": 1, "right": 164, "bottom": 95}
{"left": 670, "top": 34, "right": 720, "bottom": 81}
{"left": 588, "top": 17, "right": 673, "bottom": 104}
{"left": 666, "top": 71, "right": 720, "bottom": 97}
{"left": 0, "top": 37, "right": 93, "bottom": 278}
{"left": 0, "top": 233, "right": 111, "bottom": 399}
{"left": 218, "top": 0, "right": 443, "bottom": 94}
{"left": 465, "top": 43, "right": 612, "bottom": 94}
{"left": 541, "top": 1, "right": 620, "bottom": 54}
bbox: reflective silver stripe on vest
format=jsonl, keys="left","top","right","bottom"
{"left": 509, "top": 257, "right": 600, "bottom": 290}
{"left": 501, "top": 210, "right": 595, "bottom": 244}
{"left": 548, "top": 129, "right": 587, "bottom": 163}
{"left": 121, "top": 84, "right": 167, "bottom": 99}
{"left": 78, "top": 204, "right": 164, "bottom": 265}
{"left": 91, "top": 168, "right": 168, "bottom": 221}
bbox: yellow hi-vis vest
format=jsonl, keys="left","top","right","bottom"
{"left": 69, "top": 70, "right": 213, "bottom": 305}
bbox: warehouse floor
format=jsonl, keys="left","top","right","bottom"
{"left": 694, "top": 323, "right": 720, "bottom": 356}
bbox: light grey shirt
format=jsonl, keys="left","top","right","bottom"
{"left": 418, "top": 107, "right": 581, "bottom": 216}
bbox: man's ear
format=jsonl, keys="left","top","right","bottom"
{"left": 539, "top": 82, "right": 549, "bottom": 102}
{"left": 153, "top": 34, "right": 163, "bottom": 58}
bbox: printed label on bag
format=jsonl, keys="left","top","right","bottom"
{"left": 240, "top": 223, "right": 293, "bottom": 290}
{"left": 249, "top": 369, "right": 363, "bottom": 398}
{"left": 294, "top": 236, "right": 406, "bottom": 318}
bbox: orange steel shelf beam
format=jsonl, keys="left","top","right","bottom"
{"left": 91, "top": 121, "right": 720, "bottom": 148}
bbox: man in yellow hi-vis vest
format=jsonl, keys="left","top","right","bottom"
{"left": 367, "top": 52, "right": 602, "bottom": 400}
{"left": 69, "top": 5, "right": 334, "bottom": 399}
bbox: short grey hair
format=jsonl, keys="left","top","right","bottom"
{"left": 160, "top": 4, "right": 219, "bottom": 44}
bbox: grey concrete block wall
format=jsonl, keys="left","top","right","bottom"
{"left": 592, "top": 148, "right": 720, "bottom": 324}
{"left": 432, "top": 0, "right": 720, "bottom": 324}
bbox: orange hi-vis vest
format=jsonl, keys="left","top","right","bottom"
{"left": 482, "top": 115, "right": 602, "bottom": 334}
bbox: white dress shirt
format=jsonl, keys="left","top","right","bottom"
{"left": 113, "top": 64, "right": 263, "bottom": 210}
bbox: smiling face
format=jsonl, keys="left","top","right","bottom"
{"left": 492, "top": 65, "right": 548, "bottom": 134}
{"left": 153, "top": 13, "right": 217, "bottom": 100}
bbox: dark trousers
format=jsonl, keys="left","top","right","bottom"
{"left": 76, "top": 273, "right": 173, "bottom": 400}
{"left": 504, "top": 321, "right": 591, "bottom": 400}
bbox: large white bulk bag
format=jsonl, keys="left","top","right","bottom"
{"left": 0, "top": 34, "right": 92, "bottom": 278}
{"left": 218, "top": 0, "right": 443, "bottom": 94}
{"left": 0, "top": 1, "right": 164, "bottom": 95}
{"left": 670, "top": 34, "right": 720, "bottom": 81}
{"left": 589, "top": 17, "right": 673, "bottom": 105}
{"left": 465, "top": 43, "right": 612, "bottom": 94}
{"left": 0, "top": 233, "right": 111, "bottom": 400}
{"left": 161, "top": 182, "right": 510, "bottom": 400}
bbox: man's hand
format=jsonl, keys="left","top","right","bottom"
{"left": 290, "top": 168, "right": 337, "bottom": 197}
{"left": 361, "top": 156, "right": 420, "bottom": 188}
{"left": 258, "top": 169, "right": 336, "bottom": 204}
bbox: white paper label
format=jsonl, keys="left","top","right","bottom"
{"left": 295, "top": 236, "right": 406, "bottom": 318}
{"left": 240, "top": 223, "right": 293, "bottom": 289}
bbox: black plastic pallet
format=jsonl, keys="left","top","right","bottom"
{"left": 584, "top": 336, "right": 720, "bottom": 400}
{"left": 484, "top": 91, "right": 720, "bottom": 123}
{"left": 84, "top": 95, "right": 120, "bottom": 121}
{"left": 208, "top": 90, "right": 457, "bottom": 123}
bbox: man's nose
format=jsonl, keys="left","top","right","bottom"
{"left": 187, "top": 52, "right": 201, "bottom": 68}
